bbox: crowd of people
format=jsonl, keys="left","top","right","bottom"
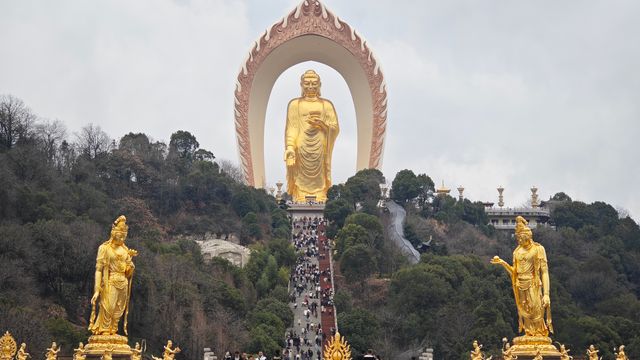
{"left": 221, "top": 351, "right": 270, "bottom": 360}
{"left": 281, "top": 217, "right": 335, "bottom": 360}
{"left": 221, "top": 217, "right": 338, "bottom": 360}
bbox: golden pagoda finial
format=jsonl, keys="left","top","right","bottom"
{"left": 323, "top": 332, "right": 352, "bottom": 360}
{"left": 436, "top": 180, "right": 451, "bottom": 197}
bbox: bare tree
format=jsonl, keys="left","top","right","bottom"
{"left": 616, "top": 206, "right": 630, "bottom": 219}
{"left": 0, "top": 94, "right": 36, "bottom": 151}
{"left": 34, "top": 118, "right": 67, "bottom": 162}
{"left": 217, "top": 158, "right": 246, "bottom": 184}
{"left": 74, "top": 123, "right": 113, "bottom": 159}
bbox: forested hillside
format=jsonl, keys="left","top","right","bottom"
{"left": 0, "top": 95, "right": 294, "bottom": 360}
{"left": 3, "top": 93, "right": 640, "bottom": 360}
{"left": 327, "top": 169, "right": 640, "bottom": 360}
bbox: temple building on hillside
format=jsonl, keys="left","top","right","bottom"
{"left": 485, "top": 186, "right": 554, "bottom": 230}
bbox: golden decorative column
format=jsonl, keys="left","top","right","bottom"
{"left": 491, "top": 216, "right": 561, "bottom": 358}
{"left": 284, "top": 70, "right": 339, "bottom": 203}
{"left": 85, "top": 215, "right": 138, "bottom": 356}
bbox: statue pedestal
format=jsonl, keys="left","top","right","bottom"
{"left": 510, "top": 336, "right": 562, "bottom": 360}
{"left": 84, "top": 335, "right": 132, "bottom": 356}
{"left": 286, "top": 202, "right": 325, "bottom": 220}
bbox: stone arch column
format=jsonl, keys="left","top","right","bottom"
{"left": 234, "top": 0, "right": 387, "bottom": 187}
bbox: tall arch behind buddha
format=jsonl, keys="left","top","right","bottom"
{"left": 234, "top": 0, "right": 387, "bottom": 187}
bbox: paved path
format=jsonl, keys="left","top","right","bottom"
{"left": 316, "top": 223, "right": 336, "bottom": 346}
{"left": 284, "top": 218, "right": 329, "bottom": 360}
{"left": 385, "top": 200, "right": 420, "bottom": 264}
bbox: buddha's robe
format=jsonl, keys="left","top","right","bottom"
{"left": 285, "top": 97, "right": 339, "bottom": 203}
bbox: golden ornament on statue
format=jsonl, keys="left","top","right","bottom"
{"left": 284, "top": 70, "right": 339, "bottom": 203}
{"left": 323, "top": 332, "right": 351, "bottom": 360}
{"left": 0, "top": 331, "right": 17, "bottom": 360}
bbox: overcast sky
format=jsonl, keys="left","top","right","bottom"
{"left": 1, "top": 0, "right": 638, "bottom": 220}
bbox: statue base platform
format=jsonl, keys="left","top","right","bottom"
{"left": 286, "top": 202, "right": 325, "bottom": 219}
{"left": 509, "top": 336, "right": 562, "bottom": 360}
{"left": 84, "top": 334, "right": 132, "bottom": 356}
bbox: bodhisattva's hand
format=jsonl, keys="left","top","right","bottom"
{"left": 128, "top": 248, "right": 138, "bottom": 257}
{"left": 91, "top": 291, "right": 99, "bottom": 305}
{"left": 542, "top": 294, "right": 550, "bottom": 307}
{"left": 490, "top": 256, "right": 503, "bottom": 265}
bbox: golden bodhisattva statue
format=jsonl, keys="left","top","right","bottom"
{"left": 152, "top": 341, "right": 180, "bottom": 360}
{"left": 73, "top": 343, "right": 86, "bottom": 360}
{"left": 586, "top": 345, "right": 600, "bottom": 360}
{"left": 492, "top": 216, "right": 560, "bottom": 357}
{"left": 85, "top": 215, "right": 137, "bottom": 355}
{"left": 558, "top": 344, "right": 572, "bottom": 360}
{"left": 470, "top": 341, "right": 491, "bottom": 360}
{"left": 45, "top": 343, "right": 60, "bottom": 360}
{"left": 284, "top": 70, "right": 339, "bottom": 203}
{"left": 615, "top": 345, "right": 628, "bottom": 360}
{"left": 17, "top": 343, "right": 30, "bottom": 360}
{"left": 131, "top": 343, "right": 143, "bottom": 360}
{"left": 502, "top": 338, "right": 517, "bottom": 360}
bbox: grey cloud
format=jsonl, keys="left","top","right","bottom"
{"left": 1, "top": 0, "right": 638, "bottom": 219}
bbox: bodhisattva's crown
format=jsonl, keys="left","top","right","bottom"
{"left": 111, "top": 215, "right": 128, "bottom": 235}
{"left": 515, "top": 215, "right": 532, "bottom": 239}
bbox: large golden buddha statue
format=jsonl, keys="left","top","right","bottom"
{"left": 491, "top": 216, "right": 560, "bottom": 357}
{"left": 284, "top": 70, "right": 339, "bottom": 203}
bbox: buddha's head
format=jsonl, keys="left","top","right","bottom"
{"left": 301, "top": 70, "right": 321, "bottom": 98}
{"left": 110, "top": 215, "right": 128, "bottom": 245}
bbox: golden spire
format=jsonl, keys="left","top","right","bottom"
{"left": 436, "top": 180, "right": 451, "bottom": 197}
